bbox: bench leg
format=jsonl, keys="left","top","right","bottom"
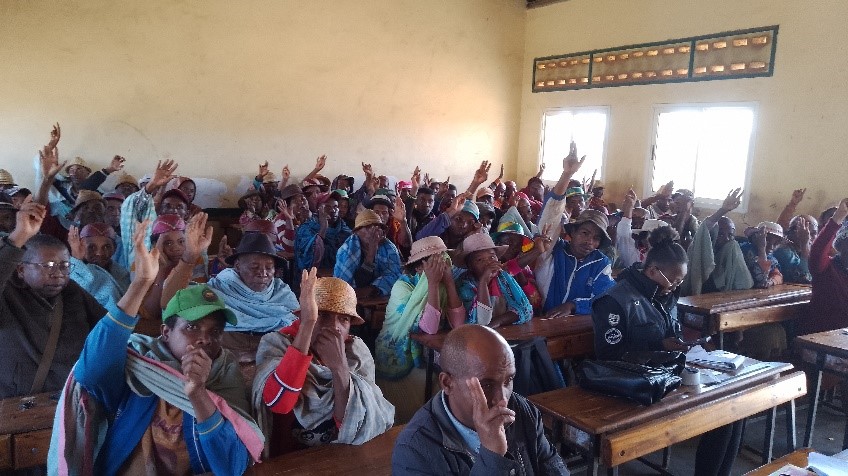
{"left": 662, "top": 447, "right": 670, "bottom": 469}
{"left": 804, "top": 363, "right": 823, "bottom": 447}
{"left": 786, "top": 400, "right": 797, "bottom": 452}
{"left": 763, "top": 407, "right": 776, "bottom": 464}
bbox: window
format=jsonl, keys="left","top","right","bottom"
{"left": 648, "top": 103, "right": 756, "bottom": 210}
{"left": 539, "top": 107, "right": 609, "bottom": 184}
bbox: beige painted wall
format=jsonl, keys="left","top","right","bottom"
{"left": 519, "top": 0, "right": 848, "bottom": 226}
{"left": 0, "top": 0, "right": 525, "bottom": 206}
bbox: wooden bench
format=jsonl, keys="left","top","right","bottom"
{"left": 0, "top": 392, "right": 58, "bottom": 471}
{"left": 246, "top": 424, "right": 403, "bottom": 475}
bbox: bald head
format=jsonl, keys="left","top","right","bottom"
{"left": 441, "top": 325, "right": 513, "bottom": 378}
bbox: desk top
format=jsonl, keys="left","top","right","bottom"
{"left": 743, "top": 448, "right": 814, "bottom": 475}
{"left": 677, "top": 284, "right": 811, "bottom": 315}
{"left": 796, "top": 330, "right": 848, "bottom": 360}
{"left": 246, "top": 425, "right": 402, "bottom": 475}
{"left": 529, "top": 361, "right": 792, "bottom": 436}
{"left": 410, "top": 314, "right": 593, "bottom": 352}
{"left": 0, "top": 392, "right": 58, "bottom": 435}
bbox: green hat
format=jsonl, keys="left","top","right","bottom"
{"left": 162, "top": 285, "right": 238, "bottom": 325}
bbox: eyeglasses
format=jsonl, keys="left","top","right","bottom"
{"left": 654, "top": 266, "right": 683, "bottom": 289}
{"left": 22, "top": 261, "right": 73, "bottom": 275}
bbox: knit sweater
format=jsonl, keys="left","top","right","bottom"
{"left": 801, "top": 218, "right": 848, "bottom": 334}
{"left": 0, "top": 237, "right": 105, "bottom": 398}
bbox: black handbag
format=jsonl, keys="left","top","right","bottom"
{"left": 621, "top": 350, "right": 686, "bottom": 375}
{"left": 576, "top": 352, "right": 685, "bottom": 406}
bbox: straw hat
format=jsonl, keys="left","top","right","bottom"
{"left": 0, "top": 169, "right": 15, "bottom": 186}
{"left": 70, "top": 190, "right": 103, "bottom": 214}
{"left": 314, "top": 277, "right": 364, "bottom": 325}
{"left": 407, "top": 236, "right": 448, "bottom": 265}
{"left": 237, "top": 189, "right": 262, "bottom": 210}
{"left": 757, "top": 221, "right": 784, "bottom": 238}
{"left": 451, "top": 233, "right": 509, "bottom": 267}
{"left": 475, "top": 187, "right": 494, "bottom": 199}
{"left": 261, "top": 172, "right": 278, "bottom": 184}
{"left": 116, "top": 173, "right": 138, "bottom": 187}
{"left": 64, "top": 157, "right": 91, "bottom": 174}
{"left": 354, "top": 209, "right": 384, "bottom": 231}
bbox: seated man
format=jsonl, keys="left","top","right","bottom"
{"left": 416, "top": 197, "right": 481, "bottom": 249}
{"left": 334, "top": 209, "right": 402, "bottom": 299}
{"left": 254, "top": 273, "right": 395, "bottom": 456}
{"left": 406, "top": 187, "right": 436, "bottom": 238}
{"left": 49, "top": 233, "right": 264, "bottom": 475}
{"left": 801, "top": 198, "right": 848, "bottom": 335}
{"left": 536, "top": 143, "right": 615, "bottom": 318}
{"left": 0, "top": 196, "right": 105, "bottom": 398}
{"left": 68, "top": 222, "right": 131, "bottom": 309}
{"left": 295, "top": 191, "right": 352, "bottom": 272}
{"left": 368, "top": 193, "right": 412, "bottom": 259}
{"left": 740, "top": 222, "right": 785, "bottom": 289}
{"left": 0, "top": 196, "right": 15, "bottom": 234}
{"left": 392, "top": 324, "right": 568, "bottom": 475}
{"left": 773, "top": 214, "right": 818, "bottom": 284}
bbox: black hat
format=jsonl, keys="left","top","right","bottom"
{"left": 225, "top": 233, "right": 286, "bottom": 268}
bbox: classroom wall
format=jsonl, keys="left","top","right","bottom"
{"left": 0, "top": 0, "right": 525, "bottom": 207}
{"left": 518, "top": 0, "right": 848, "bottom": 226}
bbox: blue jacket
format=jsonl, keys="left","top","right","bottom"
{"left": 542, "top": 241, "right": 615, "bottom": 314}
{"left": 392, "top": 391, "right": 568, "bottom": 475}
{"left": 74, "top": 307, "right": 252, "bottom": 475}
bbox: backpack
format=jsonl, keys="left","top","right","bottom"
{"left": 510, "top": 336, "right": 566, "bottom": 396}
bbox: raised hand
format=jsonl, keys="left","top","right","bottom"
{"left": 9, "top": 196, "right": 47, "bottom": 247}
{"left": 465, "top": 377, "right": 514, "bottom": 456}
{"left": 148, "top": 159, "right": 178, "bottom": 192}
{"left": 536, "top": 162, "right": 546, "bottom": 178}
{"left": 361, "top": 162, "right": 374, "bottom": 177}
{"left": 276, "top": 198, "right": 293, "bottom": 221}
{"left": 47, "top": 123, "right": 61, "bottom": 149}
{"left": 298, "top": 267, "right": 319, "bottom": 325}
{"left": 790, "top": 188, "right": 806, "bottom": 206}
{"left": 423, "top": 172, "right": 431, "bottom": 186}
{"left": 533, "top": 223, "right": 555, "bottom": 254}
{"left": 39, "top": 145, "right": 65, "bottom": 180}
{"left": 446, "top": 193, "right": 469, "bottom": 216}
{"left": 498, "top": 164, "right": 505, "bottom": 180}
{"left": 659, "top": 180, "right": 675, "bottom": 197}
{"left": 184, "top": 213, "right": 213, "bottom": 264}
{"left": 132, "top": 219, "right": 161, "bottom": 281}
{"left": 720, "top": 188, "right": 743, "bottom": 212}
{"left": 622, "top": 189, "right": 637, "bottom": 217}
{"left": 258, "top": 161, "right": 270, "bottom": 179}
{"left": 106, "top": 155, "right": 126, "bottom": 174}
{"left": 67, "top": 225, "right": 85, "bottom": 260}
{"left": 281, "top": 164, "right": 291, "bottom": 183}
{"left": 796, "top": 216, "right": 812, "bottom": 246}
{"left": 217, "top": 235, "right": 233, "bottom": 263}
{"left": 472, "top": 161, "right": 491, "bottom": 185}
{"left": 833, "top": 198, "right": 848, "bottom": 224}
{"left": 182, "top": 344, "right": 212, "bottom": 397}
{"left": 562, "top": 141, "right": 586, "bottom": 178}
{"left": 392, "top": 196, "right": 407, "bottom": 223}
{"left": 314, "top": 155, "right": 327, "bottom": 172}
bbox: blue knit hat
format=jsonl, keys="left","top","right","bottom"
{"left": 460, "top": 200, "right": 480, "bottom": 220}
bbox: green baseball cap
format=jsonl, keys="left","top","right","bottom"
{"left": 162, "top": 285, "right": 238, "bottom": 325}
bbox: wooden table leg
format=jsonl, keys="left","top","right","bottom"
{"left": 423, "top": 347, "right": 434, "bottom": 403}
{"left": 763, "top": 407, "right": 776, "bottom": 464}
{"left": 803, "top": 355, "right": 824, "bottom": 447}
{"left": 718, "top": 331, "right": 725, "bottom": 350}
{"left": 786, "top": 400, "right": 797, "bottom": 452}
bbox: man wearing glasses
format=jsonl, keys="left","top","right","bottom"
{"left": 0, "top": 196, "right": 106, "bottom": 398}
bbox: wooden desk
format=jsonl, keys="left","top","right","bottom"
{"left": 411, "top": 314, "right": 595, "bottom": 401}
{"left": 679, "top": 284, "right": 812, "bottom": 348}
{"left": 529, "top": 362, "right": 805, "bottom": 475}
{"left": 246, "top": 425, "right": 403, "bottom": 475}
{"left": 743, "top": 448, "right": 814, "bottom": 475}
{"left": 795, "top": 330, "right": 848, "bottom": 448}
{"left": 357, "top": 296, "right": 390, "bottom": 331}
{"left": 0, "top": 392, "right": 59, "bottom": 470}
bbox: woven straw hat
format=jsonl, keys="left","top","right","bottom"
{"left": 262, "top": 172, "right": 278, "bottom": 184}
{"left": 354, "top": 209, "right": 385, "bottom": 231}
{"left": 0, "top": 169, "right": 15, "bottom": 186}
{"left": 116, "top": 173, "right": 138, "bottom": 187}
{"left": 70, "top": 190, "right": 103, "bottom": 214}
{"left": 407, "top": 236, "right": 448, "bottom": 265}
{"left": 314, "top": 277, "right": 364, "bottom": 325}
{"left": 451, "top": 232, "right": 508, "bottom": 267}
{"left": 64, "top": 157, "right": 91, "bottom": 174}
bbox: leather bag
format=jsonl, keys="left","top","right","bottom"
{"left": 577, "top": 351, "right": 685, "bottom": 406}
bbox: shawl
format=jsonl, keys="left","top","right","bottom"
{"left": 683, "top": 221, "right": 753, "bottom": 295}
{"left": 252, "top": 331, "right": 395, "bottom": 457}
{"left": 209, "top": 268, "right": 300, "bottom": 333}
{"left": 295, "top": 217, "right": 352, "bottom": 271}
{"left": 334, "top": 235, "right": 402, "bottom": 296}
{"left": 49, "top": 334, "right": 265, "bottom": 475}
{"left": 69, "top": 257, "right": 131, "bottom": 309}
{"left": 458, "top": 270, "right": 533, "bottom": 325}
{"left": 375, "top": 273, "right": 446, "bottom": 380}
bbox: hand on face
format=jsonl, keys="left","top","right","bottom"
{"left": 465, "top": 377, "right": 514, "bottom": 456}
{"left": 313, "top": 326, "right": 347, "bottom": 374}
{"left": 422, "top": 254, "right": 447, "bottom": 282}
{"left": 182, "top": 344, "right": 212, "bottom": 397}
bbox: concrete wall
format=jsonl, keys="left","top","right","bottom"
{"left": 0, "top": 0, "right": 525, "bottom": 206}
{"left": 519, "top": 0, "right": 847, "bottom": 225}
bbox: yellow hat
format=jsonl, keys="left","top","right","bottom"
{"left": 314, "top": 277, "right": 364, "bottom": 325}
{"left": 354, "top": 209, "right": 384, "bottom": 231}
{"left": 0, "top": 169, "right": 15, "bottom": 186}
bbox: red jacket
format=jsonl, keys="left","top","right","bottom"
{"left": 801, "top": 218, "right": 848, "bottom": 334}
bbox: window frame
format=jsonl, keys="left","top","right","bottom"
{"left": 644, "top": 101, "right": 759, "bottom": 213}
{"left": 538, "top": 105, "right": 611, "bottom": 185}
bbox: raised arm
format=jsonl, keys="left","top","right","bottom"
{"left": 703, "top": 188, "right": 743, "bottom": 228}
{"left": 161, "top": 212, "right": 213, "bottom": 307}
{"left": 811, "top": 198, "right": 848, "bottom": 275}
{"left": 464, "top": 161, "right": 491, "bottom": 196}
{"left": 777, "top": 188, "right": 806, "bottom": 230}
{"left": 303, "top": 155, "right": 327, "bottom": 182}
{"left": 551, "top": 141, "right": 586, "bottom": 197}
